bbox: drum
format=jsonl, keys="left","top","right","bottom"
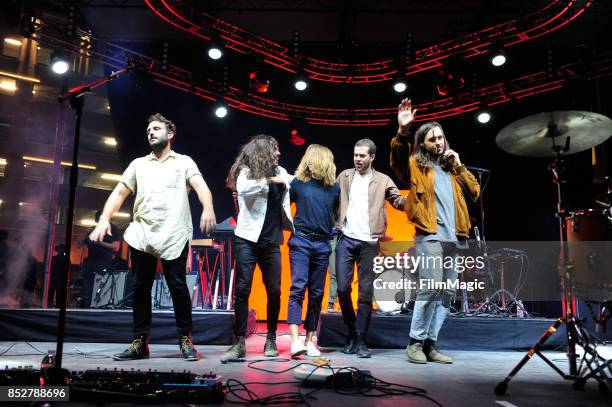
{"left": 373, "top": 268, "right": 415, "bottom": 313}
{"left": 566, "top": 209, "right": 612, "bottom": 302}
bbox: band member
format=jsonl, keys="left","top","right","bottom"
{"left": 287, "top": 144, "right": 339, "bottom": 357}
{"left": 336, "top": 139, "right": 406, "bottom": 358}
{"left": 80, "top": 210, "right": 120, "bottom": 308}
{"left": 391, "top": 98, "right": 480, "bottom": 364}
{"left": 221, "top": 135, "right": 293, "bottom": 363}
{"left": 89, "top": 113, "right": 216, "bottom": 361}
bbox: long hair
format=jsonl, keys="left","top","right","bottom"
{"left": 295, "top": 144, "right": 336, "bottom": 187}
{"left": 226, "top": 134, "right": 279, "bottom": 190}
{"left": 412, "top": 121, "right": 451, "bottom": 170}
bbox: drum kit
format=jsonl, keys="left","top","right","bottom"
{"left": 492, "top": 111, "right": 612, "bottom": 396}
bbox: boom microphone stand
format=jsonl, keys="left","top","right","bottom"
{"left": 49, "top": 64, "right": 132, "bottom": 381}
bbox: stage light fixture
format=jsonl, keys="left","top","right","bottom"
{"left": 248, "top": 71, "right": 270, "bottom": 93}
{"left": 490, "top": 50, "right": 507, "bottom": 67}
{"left": 393, "top": 80, "right": 407, "bottom": 93}
{"left": 50, "top": 50, "right": 69, "bottom": 74}
{"left": 294, "top": 76, "right": 308, "bottom": 91}
{"left": 214, "top": 99, "right": 229, "bottom": 118}
{"left": 207, "top": 42, "right": 224, "bottom": 60}
{"left": 477, "top": 111, "right": 491, "bottom": 124}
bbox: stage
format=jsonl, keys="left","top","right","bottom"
{"left": 0, "top": 328, "right": 610, "bottom": 406}
{"left": 2, "top": 307, "right": 610, "bottom": 352}
{"left": 0, "top": 308, "right": 255, "bottom": 345}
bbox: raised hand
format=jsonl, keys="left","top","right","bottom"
{"left": 397, "top": 98, "right": 418, "bottom": 131}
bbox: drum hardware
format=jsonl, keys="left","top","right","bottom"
{"left": 495, "top": 111, "right": 612, "bottom": 396}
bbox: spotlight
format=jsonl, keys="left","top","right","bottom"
{"left": 490, "top": 51, "right": 507, "bottom": 67}
{"left": 214, "top": 99, "right": 229, "bottom": 118}
{"left": 476, "top": 111, "right": 491, "bottom": 124}
{"left": 393, "top": 80, "right": 407, "bottom": 93}
{"left": 248, "top": 71, "right": 270, "bottom": 93}
{"left": 435, "top": 69, "right": 464, "bottom": 97}
{"left": 294, "top": 77, "right": 308, "bottom": 91}
{"left": 50, "top": 50, "right": 69, "bottom": 74}
{"left": 207, "top": 43, "right": 224, "bottom": 60}
{"left": 289, "top": 129, "right": 305, "bottom": 146}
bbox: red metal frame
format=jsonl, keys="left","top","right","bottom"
{"left": 144, "top": 0, "right": 592, "bottom": 83}
{"left": 32, "top": 15, "right": 612, "bottom": 127}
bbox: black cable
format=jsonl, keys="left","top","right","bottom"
{"left": 0, "top": 340, "right": 46, "bottom": 356}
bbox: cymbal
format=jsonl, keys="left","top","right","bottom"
{"left": 496, "top": 111, "right": 612, "bottom": 157}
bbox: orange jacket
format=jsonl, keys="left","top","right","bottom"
{"left": 390, "top": 133, "right": 480, "bottom": 238}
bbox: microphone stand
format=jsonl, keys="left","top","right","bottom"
{"left": 48, "top": 65, "right": 132, "bottom": 383}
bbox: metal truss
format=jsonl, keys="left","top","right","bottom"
{"left": 144, "top": 0, "right": 592, "bottom": 83}
{"left": 31, "top": 12, "right": 612, "bottom": 126}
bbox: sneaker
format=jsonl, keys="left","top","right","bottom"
{"left": 112, "top": 336, "right": 149, "bottom": 361}
{"left": 264, "top": 333, "right": 279, "bottom": 357}
{"left": 179, "top": 334, "right": 199, "bottom": 361}
{"left": 425, "top": 346, "right": 453, "bottom": 364}
{"left": 220, "top": 336, "right": 246, "bottom": 363}
{"left": 290, "top": 340, "right": 307, "bottom": 358}
{"left": 406, "top": 342, "right": 427, "bottom": 364}
{"left": 305, "top": 341, "right": 321, "bottom": 357}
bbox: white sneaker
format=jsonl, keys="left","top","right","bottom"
{"left": 291, "top": 340, "right": 307, "bottom": 357}
{"left": 305, "top": 341, "right": 321, "bottom": 357}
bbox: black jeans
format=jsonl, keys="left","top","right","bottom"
{"left": 335, "top": 234, "right": 379, "bottom": 335}
{"left": 233, "top": 237, "right": 281, "bottom": 336}
{"left": 130, "top": 244, "right": 192, "bottom": 338}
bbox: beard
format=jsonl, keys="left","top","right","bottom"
{"left": 149, "top": 137, "right": 168, "bottom": 151}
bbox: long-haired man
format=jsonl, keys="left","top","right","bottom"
{"left": 222, "top": 135, "right": 294, "bottom": 362}
{"left": 391, "top": 99, "right": 480, "bottom": 364}
{"left": 287, "top": 144, "right": 339, "bottom": 357}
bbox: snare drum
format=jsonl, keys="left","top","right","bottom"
{"left": 373, "top": 269, "right": 415, "bottom": 313}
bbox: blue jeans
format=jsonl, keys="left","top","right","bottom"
{"left": 287, "top": 234, "right": 332, "bottom": 331}
{"left": 335, "top": 235, "right": 379, "bottom": 335}
{"left": 409, "top": 240, "right": 458, "bottom": 342}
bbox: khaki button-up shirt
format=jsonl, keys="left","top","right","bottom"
{"left": 120, "top": 150, "right": 201, "bottom": 260}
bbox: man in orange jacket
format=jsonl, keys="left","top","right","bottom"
{"left": 390, "top": 99, "right": 480, "bottom": 365}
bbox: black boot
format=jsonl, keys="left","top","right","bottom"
{"left": 179, "top": 333, "right": 199, "bottom": 361}
{"left": 264, "top": 333, "right": 279, "bottom": 357}
{"left": 355, "top": 331, "right": 371, "bottom": 358}
{"left": 342, "top": 330, "right": 357, "bottom": 354}
{"left": 112, "top": 335, "right": 149, "bottom": 361}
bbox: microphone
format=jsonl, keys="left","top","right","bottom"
{"left": 474, "top": 226, "right": 481, "bottom": 250}
{"left": 465, "top": 165, "right": 490, "bottom": 173}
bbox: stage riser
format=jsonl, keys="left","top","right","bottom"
{"left": 317, "top": 314, "right": 570, "bottom": 351}
{"left": 0, "top": 310, "right": 255, "bottom": 345}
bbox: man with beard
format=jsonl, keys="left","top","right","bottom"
{"left": 335, "top": 139, "right": 406, "bottom": 358}
{"left": 89, "top": 113, "right": 217, "bottom": 361}
{"left": 391, "top": 98, "right": 480, "bottom": 364}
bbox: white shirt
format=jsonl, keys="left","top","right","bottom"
{"left": 234, "top": 166, "right": 294, "bottom": 243}
{"left": 120, "top": 151, "right": 201, "bottom": 260}
{"left": 342, "top": 170, "right": 376, "bottom": 242}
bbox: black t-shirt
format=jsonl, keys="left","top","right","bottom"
{"left": 85, "top": 223, "right": 119, "bottom": 266}
{"left": 257, "top": 182, "right": 285, "bottom": 246}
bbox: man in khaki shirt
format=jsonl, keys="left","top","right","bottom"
{"left": 89, "top": 113, "right": 216, "bottom": 361}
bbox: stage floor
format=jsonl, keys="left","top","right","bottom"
{"left": 1, "top": 329, "right": 610, "bottom": 406}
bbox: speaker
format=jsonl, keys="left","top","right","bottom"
{"left": 151, "top": 274, "right": 197, "bottom": 309}
{"left": 90, "top": 271, "right": 128, "bottom": 308}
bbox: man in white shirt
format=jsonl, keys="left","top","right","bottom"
{"left": 335, "top": 139, "right": 406, "bottom": 358}
{"left": 89, "top": 113, "right": 216, "bottom": 361}
{"left": 221, "top": 135, "right": 294, "bottom": 363}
